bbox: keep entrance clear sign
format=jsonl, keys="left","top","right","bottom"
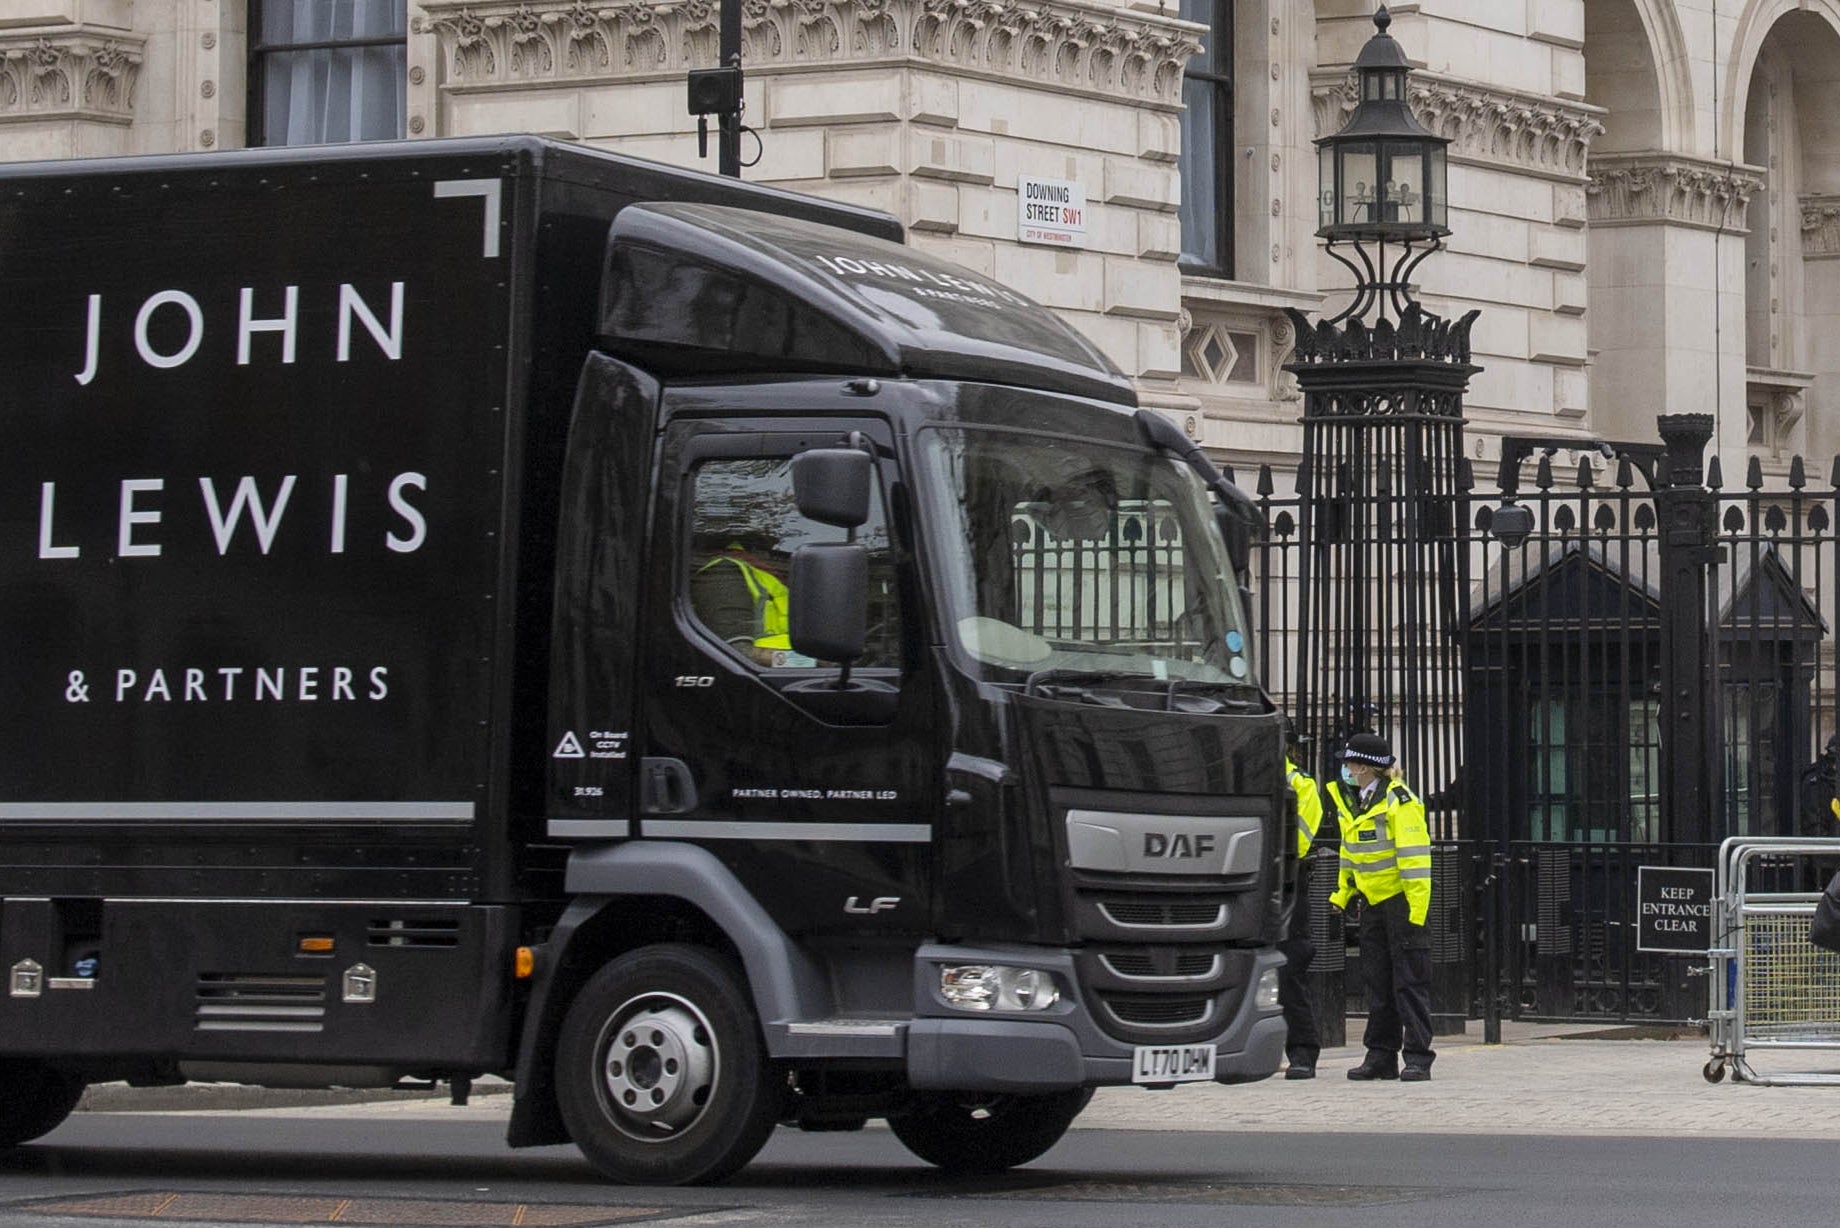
{"left": 1635, "top": 866, "right": 1715, "bottom": 953}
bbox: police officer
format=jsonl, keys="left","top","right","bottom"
{"left": 1327, "top": 732, "right": 1435, "bottom": 1081}
{"left": 1279, "top": 734, "right": 1325, "bottom": 1078}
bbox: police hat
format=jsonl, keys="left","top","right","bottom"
{"left": 1341, "top": 732, "right": 1395, "bottom": 767}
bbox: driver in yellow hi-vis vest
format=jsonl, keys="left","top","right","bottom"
{"left": 693, "top": 544, "right": 792, "bottom": 665}
{"left": 1326, "top": 731, "right": 1435, "bottom": 1082}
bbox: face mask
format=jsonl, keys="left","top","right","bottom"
{"left": 1340, "top": 765, "right": 1358, "bottom": 787}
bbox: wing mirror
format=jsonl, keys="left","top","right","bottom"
{"left": 792, "top": 447, "right": 872, "bottom": 530}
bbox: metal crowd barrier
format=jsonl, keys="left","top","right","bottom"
{"left": 1706, "top": 837, "right": 1840, "bottom": 1086}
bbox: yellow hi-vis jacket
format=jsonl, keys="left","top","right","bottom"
{"left": 1287, "top": 757, "right": 1323, "bottom": 859}
{"left": 1325, "top": 775, "right": 1432, "bottom": 925}
{"left": 697, "top": 554, "right": 791, "bottom": 650}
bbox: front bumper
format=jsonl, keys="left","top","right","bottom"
{"left": 905, "top": 942, "right": 1286, "bottom": 1091}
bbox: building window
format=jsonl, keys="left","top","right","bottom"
{"left": 249, "top": 0, "right": 407, "bottom": 146}
{"left": 1178, "top": 0, "right": 1233, "bottom": 277}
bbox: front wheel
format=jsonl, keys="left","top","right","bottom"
{"left": 889, "top": 1087, "right": 1088, "bottom": 1174}
{"left": 555, "top": 944, "right": 781, "bottom": 1185}
{"left": 0, "top": 1061, "right": 84, "bottom": 1147}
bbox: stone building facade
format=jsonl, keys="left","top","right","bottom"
{"left": 2, "top": 0, "right": 1837, "bottom": 483}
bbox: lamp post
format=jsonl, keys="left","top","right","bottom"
{"left": 1282, "top": 5, "right": 1480, "bottom": 1044}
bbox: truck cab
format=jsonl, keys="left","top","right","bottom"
{"left": 527, "top": 201, "right": 1289, "bottom": 1182}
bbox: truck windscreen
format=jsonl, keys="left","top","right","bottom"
{"left": 918, "top": 426, "right": 1258, "bottom": 690}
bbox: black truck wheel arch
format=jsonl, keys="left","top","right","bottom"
{"left": 508, "top": 841, "right": 826, "bottom": 1149}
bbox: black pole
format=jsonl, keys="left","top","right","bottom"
{"left": 1654, "top": 414, "right": 1716, "bottom": 846}
{"left": 719, "top": 0, "right": 742, "bottom": 177}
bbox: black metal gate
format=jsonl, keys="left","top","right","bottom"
{"left": 1250, "top": 419, "right": 1840, "bottom": 1025}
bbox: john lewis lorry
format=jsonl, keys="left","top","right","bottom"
{"left": 0, "top": 135, "right": 1288, "bottom": 1184}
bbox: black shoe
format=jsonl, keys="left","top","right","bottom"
{"left": 1347, "top": 1059, "right": 1399, "bottom": 1081}
{"left": 1400, "top": 1066, "right": 1432, "bottom": 1082}
{"left": 1284, "top": 1064, "right": 1316, "bottom": 1080}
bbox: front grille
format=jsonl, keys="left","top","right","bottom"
{"left": 1101, "top": 950, "right": 1221, "bottom": 980}
{"left": 1098, "top": 993, "right": 1216, "bottom": 1029}
{"left": 1058, "top": 793, "right": 1275, "bottom": 1045}
{"left": 1098, "top": 900, "right": 1227, "bottom": 929}
{"left": 195, "top": 973, "right": 326, "bottom": 1033}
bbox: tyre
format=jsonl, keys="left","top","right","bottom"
{"left": 554, "top": 944, "right": 781, "bottom": 1185}
{"left": 0, "top": 1061, "right": 84, "bottom": 1147}
{"left": 889, "top": 1087, "right": 1088, "bottom": 1174}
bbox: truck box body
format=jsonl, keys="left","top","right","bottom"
{"left": 0, "top": 138, "right": 899, "bottom": 1068}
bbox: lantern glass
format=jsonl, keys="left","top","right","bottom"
{"left": 1318, "top": 142, "right": 1335, "bottom": 231}
{"left": 1427, "top": 143, "right": 1448, "bottom": 229}
{"left": 1378, "top": 141, "right": 1425, "bottom": 225}
{"left": 1337, "top": 142, "right": 1377, "bottom": 227}
{"left": 1363, "top": 70, "right": 1404, "bottom": 102}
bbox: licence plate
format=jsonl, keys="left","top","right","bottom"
{"left": 1131, "top": 1043, "right": 1216, "bottom": 1084}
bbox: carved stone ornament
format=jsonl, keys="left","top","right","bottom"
{"left": 416, "top": 0, "right": 1201, "bottom": 105}
{"left": 1586, "top": 152, "right": 1763, "bottom": 234}
{"left": 1801, "top": 194, "right": 1840, "bottom": 259}
{"left": 0, "top": 32, "right": 143, "bottom": 122}
{"left": 1310, "top": 69, "right": 1604, "bottom": 182}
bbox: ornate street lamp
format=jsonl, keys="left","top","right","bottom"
{"left": 1313, "top": 5, "right": 1450, "bottom": 324}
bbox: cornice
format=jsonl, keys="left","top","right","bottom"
{"left": 0, "top": 30, "right": 143, "bottom": 125}
{"left": 416, "top": 0, "right": 1202, "bottom": 106}
{"left": 1310, "top": 69, "right": 1604, "bottom": 184}
{"left": 1585, "top": 152, "right": 1763, "bottom": 234}
{"left": 1801, "top": 193, "right": 1840, "bottom": 259}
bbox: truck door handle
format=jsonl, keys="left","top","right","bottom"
{"left": 640, "top": 758, "right": 699, "bottom": 815}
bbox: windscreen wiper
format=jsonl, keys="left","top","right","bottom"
{"left": 1023, "top": 668, "right": 1157, "bottom": 702}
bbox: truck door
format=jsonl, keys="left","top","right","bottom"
{"left": 635, "top": 414, "right": 936, "bottom": 936}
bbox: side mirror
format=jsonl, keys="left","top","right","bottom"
{"left": 789, "top": 543, "right": 868, "bottom": 663}
{"left": 792, "top": 448, "right": 872, "bottom": 529}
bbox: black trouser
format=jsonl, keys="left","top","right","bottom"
{"left": 1277, "top": 861, "right": 1319, "bottom": 1065}
{"left": 1357, "top": 892, "right": 1434, "bottom": 1071}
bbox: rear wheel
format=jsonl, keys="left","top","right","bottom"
{"left": 888, "top": 1088, "right": 1088, "bottom": 1174}
{"left": 555, "top": 945, "right": 781, "bottom": 1185}
{"left": 0, "top": 1061, "right": 84, "bottom": 1147}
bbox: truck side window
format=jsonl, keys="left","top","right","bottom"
{"left": 687, "top": 457, "right": 901, "bottom": 671}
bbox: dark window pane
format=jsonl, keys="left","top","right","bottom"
{"left": 1179, "top": 76, "right": 1219, "bottom": 269}
{"left": 1177, "top": 0, "right": 1230, "bottom": 276}
{"left": 254, "top": 0, "right": 406, "bottom": 147}
{"left": 261, "top": 45, "right": 405, "bottom": 144}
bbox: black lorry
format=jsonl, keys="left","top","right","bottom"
{"left": 0, "top": 135, "right": 1288, "bottom": 1183}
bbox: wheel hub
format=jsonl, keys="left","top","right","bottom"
{"left": 599, "top": 997, "right": 716, "bottom": 1136}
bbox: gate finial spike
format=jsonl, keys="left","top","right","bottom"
{"left": 1575, "top": 456, "right": 1594, "bottom": 489}
{"left": 1706, "top": 455, "right": 1724, "bottom": 490}
{"left": 1745, "top": 455, "right": 1764, "bottom": 491}
{"left": 1788, "top": 455, "right": 1806, "bottom": 489}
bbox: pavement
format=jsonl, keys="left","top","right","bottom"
{"left": 72, "top": 1019, "right": 1840, "bottom": 1141}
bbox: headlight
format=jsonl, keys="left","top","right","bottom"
{"left": 1254, "top": 966, "right": 1281, "bottom": 1012}
{"left": 939, "top": 964, "right": 1061, "bottom": 1012}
